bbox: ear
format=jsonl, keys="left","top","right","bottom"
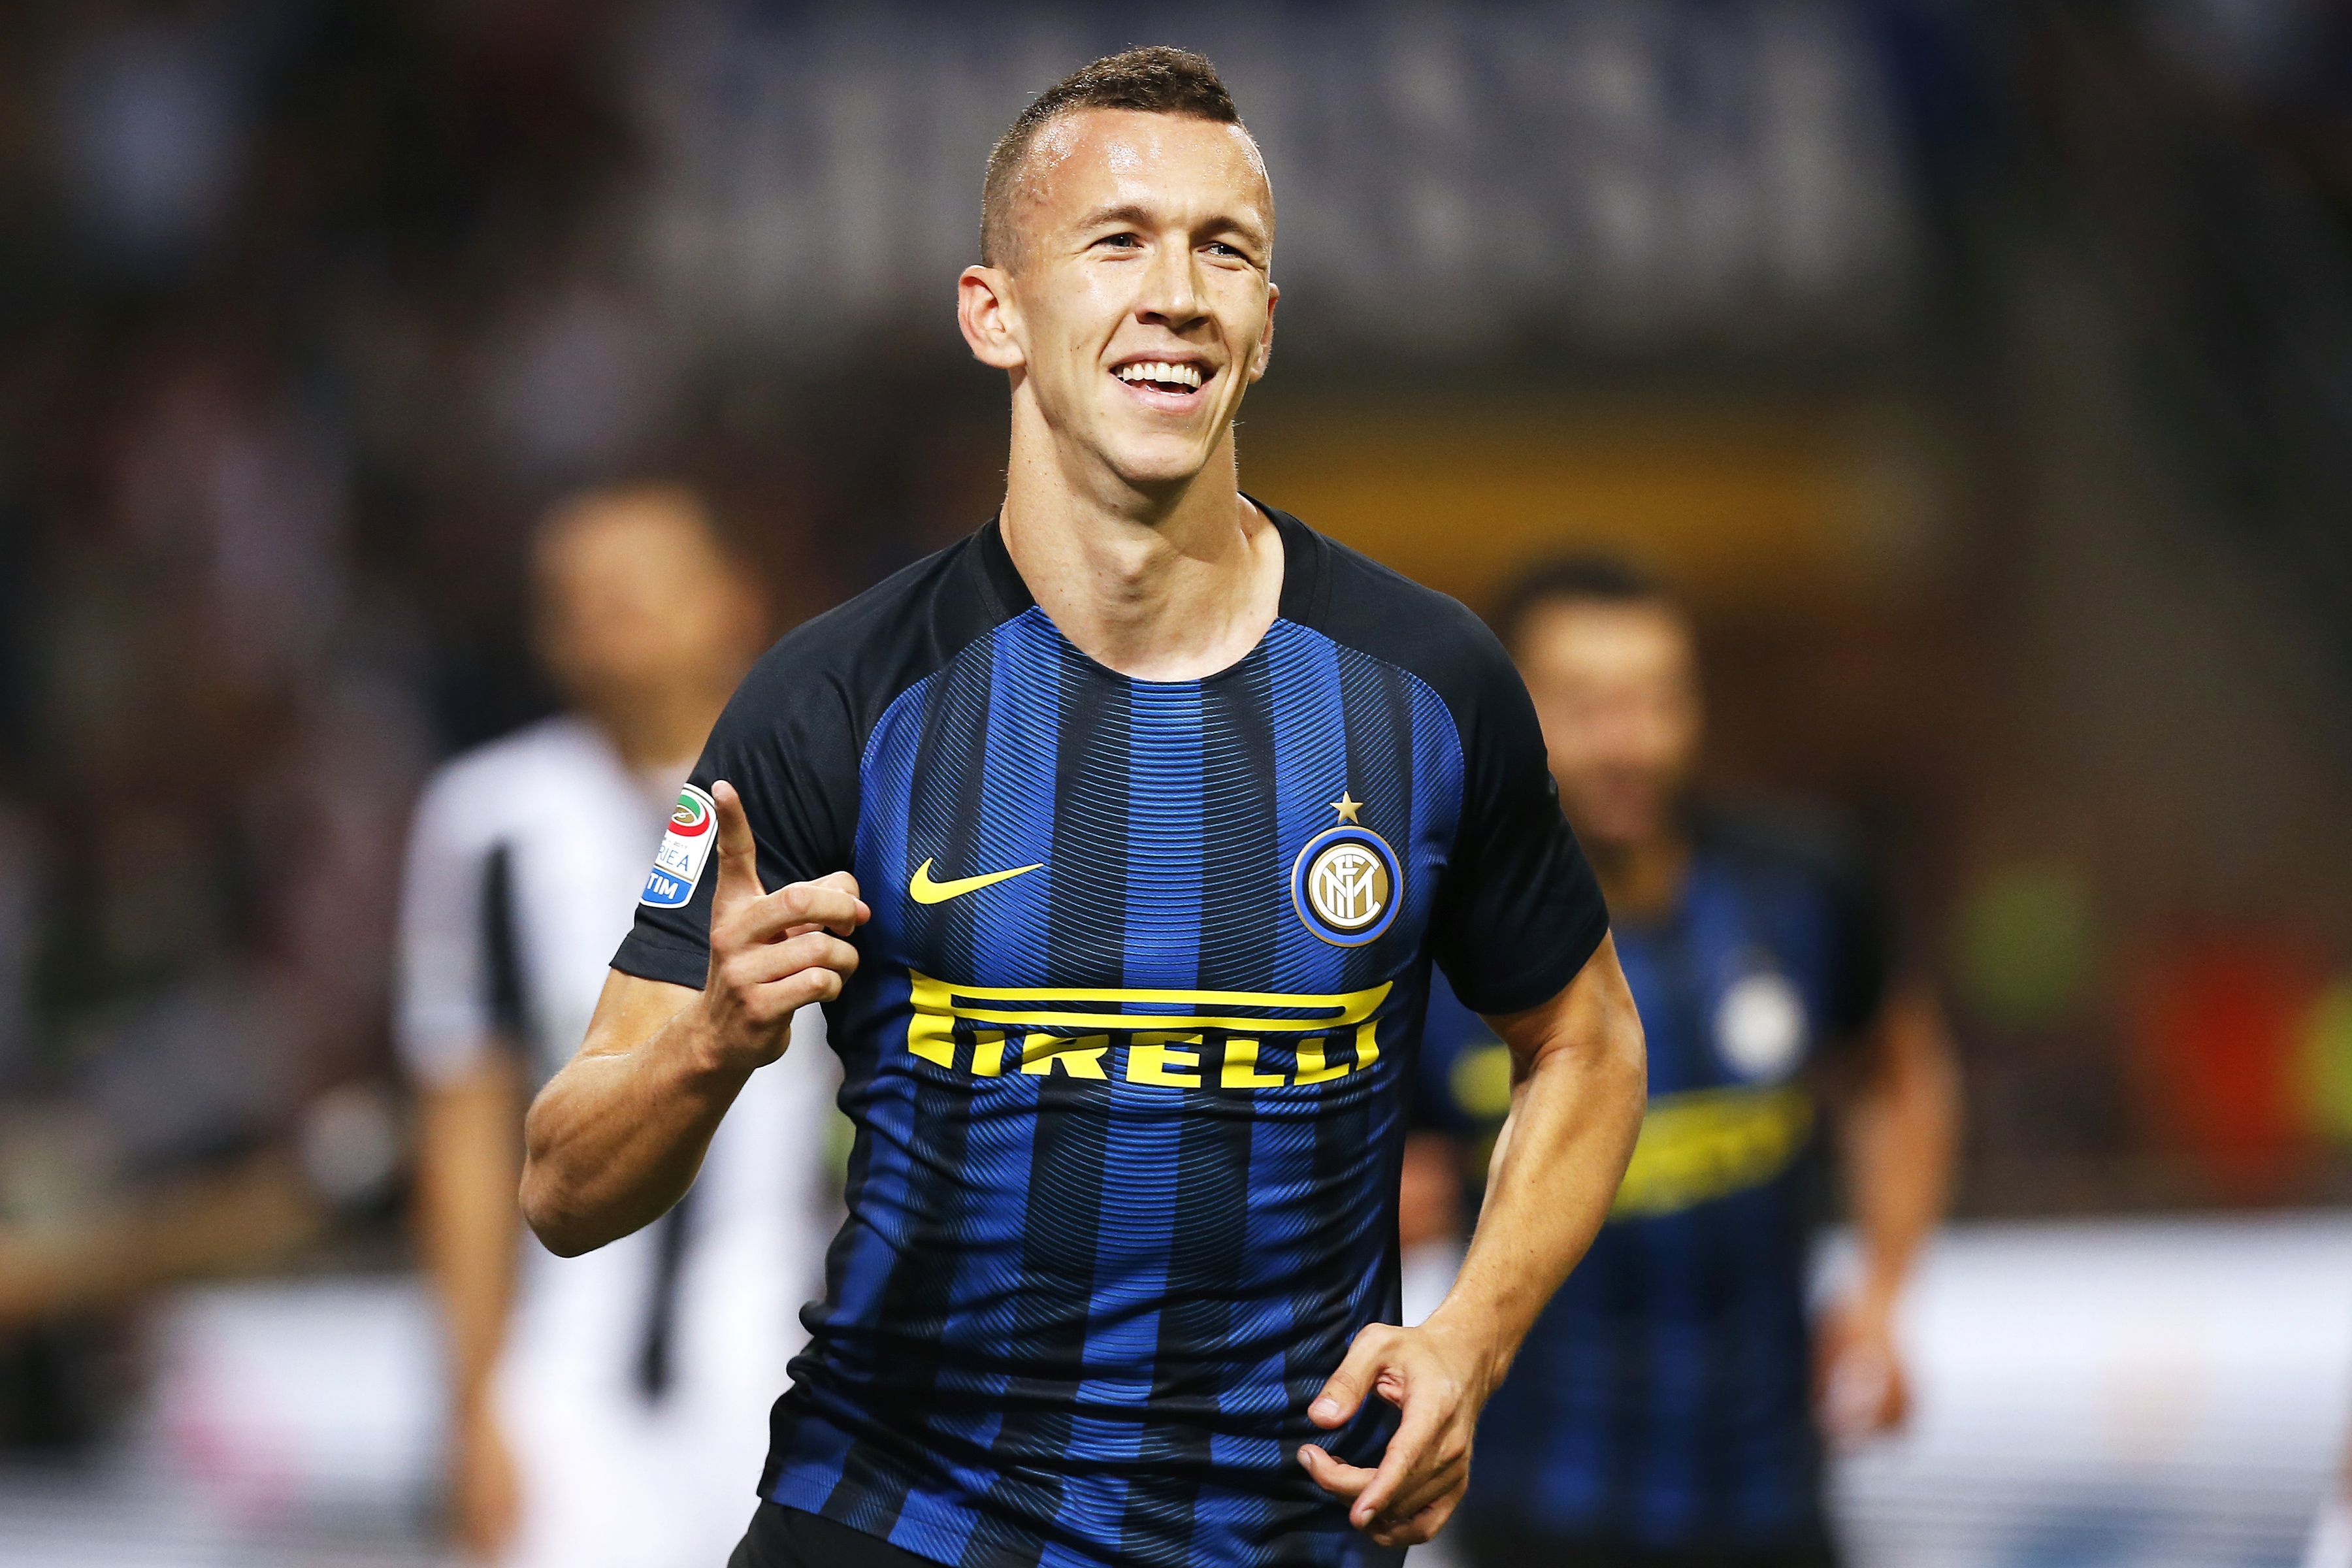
{"left": 1247, "top": 282, "right": 1279, "bottom": 383}
{"left": 958, "top": 265, "right": 1026, "bottom": 372}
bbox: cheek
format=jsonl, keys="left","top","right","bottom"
{"left": 1030, "top": 269, "right": 1128, "bottom": 363}
{"left": 1213, "top": 286, "right": 1270, "bottom": 361}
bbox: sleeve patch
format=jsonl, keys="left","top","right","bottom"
{"left": 642, "top": 784, "right": 717, "bottom": 908}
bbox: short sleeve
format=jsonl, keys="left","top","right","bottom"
{"left": 611, "top": 648, "right": 863, "bottom": 989}
{"left": 1428, "top": 636, "right": 1609, "bottom": 1016}
{"left": 395, "top": 766, "right": 510, "bottom": 1086}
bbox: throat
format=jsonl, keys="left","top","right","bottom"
{"left": 1001, "top": 493, "right": 1284, "bottom": 682}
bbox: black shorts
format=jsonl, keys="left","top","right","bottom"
{"left": 728, "top": 1501, "right": 935, "bottom": 1568}
{"left": 1454, "top": 1518, "right": 1840, "bottom": 1568}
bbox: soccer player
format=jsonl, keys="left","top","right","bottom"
{"left": 398, "top": 485, "right": 842, "bottom": 1568}
{"left": 1407, "top": 557, "right": 1961, "bottom": 1567}
{"left": 517, "top": 49, "right": 1648, "bottom": 1568}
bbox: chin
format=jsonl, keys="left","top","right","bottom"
{"left": 1100, "top": 434, "right": 1220, "bottom": 493}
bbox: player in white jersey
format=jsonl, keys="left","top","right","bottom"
{"left": 397, "top": 485, "right": 841, "bottom": 1568}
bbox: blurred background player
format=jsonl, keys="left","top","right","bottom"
{"left": 396, "top": 484, "right": 842, "bottom": 1568}
{"left": 1406, "top": 557, "right": 1961, "bottom": 1567}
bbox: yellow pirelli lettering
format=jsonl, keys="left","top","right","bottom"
{"left": 971, "top": 1030, "right": 1009, "bottom": 1077}
{"left": 907, "top": 971, "right": 1388, "bottom": 1037}
{"left": 1219, "top": 1037, "right": 1286, "bottom": 1089}
{"left": 1290, "top": 1036, "right": 1348, "bottom": 1085}
{"left": 1020, "top": 1032, "right": 1108, "bottom": 1079}
{"left": 904, "top": 972, "right": 1395, "bottom": 1088}
{"left": 1126, "top": 1031, "right": 1202, "bottom": 1086}
{"left": 907, "top": 1006, "right": 956, "bottom": 1067}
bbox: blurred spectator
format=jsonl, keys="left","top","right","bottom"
{"left": 1408, "top": 558, "right": 1960, "bottom": 1567}
{"left": 396, "top": 485, "right": 841, "bottom": 1568}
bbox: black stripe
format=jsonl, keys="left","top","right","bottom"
{"left": 972, "top": 653, "right": 1128, "bottom": 1566}
{"left": 1112, "top": 658, "right": 1281, "bottom": 1562}
{"left": 480, "top": 841, "right": 530, "bottom": 1051}
{"left": 1290, "top": 653, "right": 1407, "bottom": 1475}
{"left": 827, "top": 643, "right": 1000, "bottom": 1537}
{"left": 634, "top": 1186, "right": 695, "bottom": 1402}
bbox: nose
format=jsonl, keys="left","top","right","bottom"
{"left": 1136, "top": 238, "right": 1205, "bottom": 329}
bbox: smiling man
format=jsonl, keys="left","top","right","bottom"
{"left": 517, "top": 48, "right": 1646, "bottom": 1568}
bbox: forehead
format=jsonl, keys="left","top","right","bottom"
{"left": 1518, "top": 600, "right": 1694, "bottom": 681}
{"left": 1019, "top": 107, "right": 1273, "bottom": 232}
{"left": 539, "top": 504, "right": 715, "bottom": 584}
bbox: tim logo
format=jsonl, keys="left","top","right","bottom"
{"left": 641, "top": 784, "right": 717, "bottom": 909}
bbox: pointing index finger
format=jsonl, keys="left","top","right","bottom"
{"left": 710, "top": 781, "right": 765, "bottom": 915}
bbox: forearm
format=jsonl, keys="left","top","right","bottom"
{"left": 1429, "top": 949, "right": 1645, "bottom": 1378}
{"left": 520, "top": 990, "right": 749, "bottom": 1256}
{"left": 414, "top": 1068, "right": 522, "bottom": 1406}
{"left": 1841, "top": 987, "right": 1959, "bottom": 1307}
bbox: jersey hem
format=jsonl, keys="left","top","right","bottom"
{"left": 610, "top": 933, "right": 708, "bottom": 990}
{"left": 1446, "top": 906, "right": 1609, "bottom": 1016}
{"left": 765, "top": 1467, "right": 1111, "bottom": 1568}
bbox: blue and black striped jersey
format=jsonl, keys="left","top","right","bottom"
{"left": 1416, "top": 812, "right": 1891, "bottom": 1554}
{"left": 613, "top": 508, "right": 1607, "bottom": 1568}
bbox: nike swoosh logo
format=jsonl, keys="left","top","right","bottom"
{"left": 907, "top": 857, "right": 1044, "bottom": 905}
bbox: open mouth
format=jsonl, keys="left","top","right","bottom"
{"left": 1112, "top": 359, "right": 1213, "bottom": 401}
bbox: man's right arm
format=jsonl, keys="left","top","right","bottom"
{"left": 519, "top": 783, "right": 866, "bottom": 1257}
{"left": 412, "top": 1059, "right": 525, "bottom": 1558}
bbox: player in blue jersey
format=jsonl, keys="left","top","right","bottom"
{"left": 514, "top": 46, "right": 1648, "bottom": 1568}
{"left": 1405, "top": 557, "right": 1961, "bottom": 1567}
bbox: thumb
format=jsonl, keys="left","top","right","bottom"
{"left": 710, "top": 781, "right": 766, "bottom": 917}
{"left": 1311, "top": 1325, "right": 1393, "bottom": 1429}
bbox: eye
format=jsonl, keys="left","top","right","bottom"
{"left": 1206, "top": 241, "right": 1247, "bottom": 259}
{"left": 1095, "top": 232, "right": 1143, "bottom": 251}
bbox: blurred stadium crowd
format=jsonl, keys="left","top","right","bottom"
{"left": 4, "top": 0, "right": 2352, "bottom": 1561}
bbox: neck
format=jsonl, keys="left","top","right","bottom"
{"left": 998, "top": 401, "right": 1282, "bottom": 681}
{"left": 1587, "top": 827, "right": 1691, "bottom": 923}
{"left": 585, "top": 675, "right": 731, "bottom": 777}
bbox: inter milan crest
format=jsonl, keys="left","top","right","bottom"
{"left": 1291, "top": 791, "right": 1403, "bottom": 947}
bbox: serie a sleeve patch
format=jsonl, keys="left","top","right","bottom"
{"left": 641, "top": 784, "right": 718, "bottom": 909}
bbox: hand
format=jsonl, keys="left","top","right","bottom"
{"left": 699, "top": 781, "right": 868, "bottom": 1073}
{"left": 1814, "top": 1290, "right": 1910, "bottom": 1444}
{"left": 1297, "top": 1317, "right": 1496, "bottom": 1548}
{"left": 449, "top": 1394, "right": 519, "bottom": 1561}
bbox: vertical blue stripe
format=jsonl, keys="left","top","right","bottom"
{"left": 1047, "top": 674, "right": 1204, "bottom": 1548}
{"left": 1216, "top": 621, "right": 1348, "bottom": 1480}
{"left": 784, "top": 670, "right": 936, "bottom": 1507}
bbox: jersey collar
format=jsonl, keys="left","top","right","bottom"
{"left": 972, "top": 496, "right": 1327, "bottom": 629}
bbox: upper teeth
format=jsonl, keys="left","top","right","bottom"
{"left": 1117, "top": 361, "right": 1203, "bottom": 389}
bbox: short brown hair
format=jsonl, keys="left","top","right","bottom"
{"left": 1490, "top": 555, "right": 1678, "bottom": 657}
{"left": 981, "top": 46, "right": 1244, "bottom": 269}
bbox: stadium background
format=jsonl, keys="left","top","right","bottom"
{"left": 2, "top": 2, "right": 2350, "bottom": 1563}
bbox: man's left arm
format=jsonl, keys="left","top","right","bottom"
{"left": 1298, "top": 935, "right": 1646, "bottom": 1548}
{"left": 1817, "top": 980, "right": 1960, "bottom": 1439}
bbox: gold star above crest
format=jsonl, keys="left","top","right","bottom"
{"left": 1330, "top": 791, "right": 1364, "bottom": 825}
